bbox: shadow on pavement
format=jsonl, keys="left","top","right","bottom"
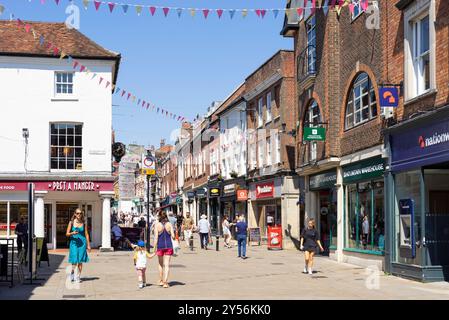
{"left": 168, "top": 281, "right": 186, "bottom": 287}
{"left": 80, "top": 276, "right": 99, "bottom": 282}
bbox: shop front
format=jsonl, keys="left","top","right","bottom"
{"left": 194, "top": 187, "right": 208, "bottom": 224}
{"left": 342, "top": 156, "right": 385, "bottom": 260}
{"left": 207, "top": 183, "right": 220, "bottom": 234}
{"left": 160, "top": 193, "right": 179, "bottom": 214}
{"left": 309, "top": 170, "right": 338, "bottom": 255}
{"left": 0, "top": 179, "right": 114, "bottom": 250}
{"left": 220, "top": 179, "right": 248, "bottom": 225}
{"left": 385, "top": 107, "right": 449, "bottom": 282}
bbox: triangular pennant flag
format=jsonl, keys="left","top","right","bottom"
{"left": 54, "top": 0, "right": 60, "bottom": 5}
{"left": 157, "top": 108, "right": 159, "bottom": 113}
{"left": 94, "top": 1, "right": 101, "bottom": 11}
{"left": 361, "top": 0, "right": 369, "bottom": 11}
{"left": 132, "top": 96, "right": 136, "bottom": 103}
{"left": 137, "top": 99, "right": 141, "bottom": 105}
{"left": 47, "top": 41, "right": 53, "bottom": 50}
{"left": 261, "top": 10, "right": 267, "bottom": 18}
{"left": 53, "top": 47, "right": 59, "bottom": 56}
{"left": 25, "top": 24, "right": 31, "bottom": 33}
{"left": 92, "top": 73, "right": 97, "bottom": 80}
{"left": 142, "top": 100, "right": 146, "bottom": 107}
{"left": 146, "top": 103, "right": 150, "bottom": 109}
{"left": 150, "top": 7, "right": 156, "bottom": 16}
{"left": 121, "top": 90, "right": 126, "bottom": 97}
{"left": 99, "top": 77, "right": 104, "bottom": 85}
{"left": 311, "top": 0, "right": 317, "bottom": 15}
{"left": 273, "top": 9, "right": 279, "bottom": 19}
{"left": 323, "top": 1, "right": 329, "bottom": 15}
{"left": 121, "top": 4, "right": 128, "bottom": 14}
{"left": 85, "top": 69, "right": 91, "bottom": 76}
{"left": 127, "top": 93, "right": 131, "bottom": 100}
{"left": 163, "top": 7, "right": 170, "bottom": 17}
{"left": 349, "top": 2, "right": 355, "bottom": 14}
{"left": 59, "top": 51, "right": 67, "bottom": 60}
{"left": 80, "top": 65, "right": 86, "bottom": 73}
{"left": 229, "top": 9, "right": 236, "bottom": 19}
{"left": 136, "top": 6, "right": 142, "bottom": 15}
{"left": 242, "top": 9, "right": 248, "bottom": 18}
{"left": 32, "top": 29, "right": 37, "bottom": 39}
{"left": 217, "top": 9, "right": 223, "bottom": 19}
{"left": 255, "top": 9, "right": 261, "bottom": 18}
{"left": 115, "top": 87, "right": 120, "bottom": 94}
{"left": 203, "top": 9, "right": 210, "bottom": 19}
{"left": 176, "top": 8, "right": 183, "bottom": 18}
{"left": 82, "top": 0, "right": 89, "bottom": 10}
{"left": 0, "top": 5, "right": 5, "bottom": 16}
{"left": 73, "top": 61, "right": 79, "bottom": 69}
{"left": 190, "top": 9, "right": 196, "bottom": 17}
{"left": 105, "top": 81, "right": 110, "bottom": 88}
{"left": 108, "top": 2, "right": 115, "bottom": 13}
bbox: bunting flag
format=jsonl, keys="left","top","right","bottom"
{"left": 136, "top": 6, "right": 142, "bottom": 15}
{"left": 273, "top": 9, "right": 279, "bottom": 19}
{"left": 190, "top": 8, "right": 196, "bottom": 17}
{"left": 54, "top": 0, "right": 60, "bottom": 5}
{"left": 217, "top": 9, "right": 223, "bottom": 19}
{"left": 94, "top": 1, "right": 101, "bottom": 11}
{"left": 108, "top": 2, "right": 115, "bottom": 13}
{"left": 122, "top": 4, "right": 128, "bottom": 14}
{"left": 229, "top": 9, "right": 235, "bottom": 19}
{"left": 150, "top": 7, "right": 156, "bottom": 16}
{"left": 176, "top": 8, "right": 182, "bottom": 18}
{"left": 163, "top": 7, "right": 169, "bottom": 17}
{"left": 202, "top": 9, "right": 209, "bottom": 19}
{"left": 82, "top": 0, "right": 89, "bottom": 10}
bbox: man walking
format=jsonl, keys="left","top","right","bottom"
{"left": 14, "top": 218, "right": 28, "bottom": 255}
{"left": 198, "top": 214, "right": 211, "bottom": 250}
{"left": 235, "top": 215, "right": 248, "bottom": 259}
{"left": 182, "top": 212, "right": 194, "bottom": 248}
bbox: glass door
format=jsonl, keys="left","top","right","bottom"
{"left": 56, "top": 203, "right": 79, "bottom": 248}
{"left": 44, "top": 204, "right": 52, "bottom": 246}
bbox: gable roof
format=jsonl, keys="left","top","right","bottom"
{"left": 0, "top": 20, "right": 121, "bottom": 82}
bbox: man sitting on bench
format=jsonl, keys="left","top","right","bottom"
{"left": 111, "top": 223, "right": 123, "bottom": 250}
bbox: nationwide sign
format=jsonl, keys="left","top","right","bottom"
{"left": 379, "top": 87, "right": 399, "bottom": 108}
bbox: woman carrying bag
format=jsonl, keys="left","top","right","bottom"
{"left": 300, "top": 219, "right": 324, "bottom": 275}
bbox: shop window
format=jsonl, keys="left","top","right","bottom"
{"left": 9, "top": 203, "right": 28, "bottom": 233}
{"left": 345, "top": 180, "right": 384, "bottom": 253}
{"left": 345, "top": 73, "right": 377, "bottom": 130}
{"left": 50, "top": 123, "right": 83, "bottom": 170}
{"left": 0, "top": 203, "right": 7, "bottom": 237}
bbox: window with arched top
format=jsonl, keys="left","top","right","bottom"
{"left": 305, "top": 100, "right": 321, "bottom": 162}
{"left": 345, "top": 73, "right": 378, "bottom": 130}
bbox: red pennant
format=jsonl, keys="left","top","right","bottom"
{"left": 73, "top": 61, "right": 79, "bottom": 69}
{"left": 255, "top": 9, "right": 261, "bottom": 17}
{"left": 25, "top": 24, "right": 31, "bottom": 33}
{"left": 79, "top": 65, "right": 86, "bottom": 72}
{"left": 163, "top": 7, "right": 169, "bottom": 17}
{"left": 203, "top": 9, "right": 210, "bottom": 19}
{"left": 217, "top": 9, "right": 223, "bottom": 19}
{"left": 311, "top": 0, "right": 316, "bottom": 15}
{"left": 94, "top": 1, "right": 101, "bottom": 11}
{"left": 361, "top": 0, "right": 369, "bottom": 11}
{"left": 108, "top": 3, "right": 115, "bottom": 13}
{"left": 297, "top": 8, "right": 303, "bottom": 16}
{"left": 261, "top": 9, "right": 267, "bottom": 18}
{"left": 150, "top": 7, "right": 156, "bottom": 16}
{"left": 121, "top": 90, "right": 126, "bottom": 97}
{"left": 53, "top": 47, "right": 59, "bottom": 56}
{"left": 127, "top": 93, "right": 131, "bottom": 100}
{"left": 349, "top": 3, "right": 355, "bottom": 14}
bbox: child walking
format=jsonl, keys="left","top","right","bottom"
{"left": 132, "top": 240, "right": 155, "bottom": 289}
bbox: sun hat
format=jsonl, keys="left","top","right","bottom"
{"left": 201, "top": 214, "right": 207, "bottom": 219}
{"left": 137, "top": 240, "right": 145, "bottom": 247}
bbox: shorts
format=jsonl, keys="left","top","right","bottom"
{"left": 156, "top": 248, "right": 173, "bottom": 256}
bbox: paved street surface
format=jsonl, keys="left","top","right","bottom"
{"left": 1, "top": 237, "right": 449, "bottom": 300}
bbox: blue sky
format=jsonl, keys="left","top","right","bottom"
{"left": 2, "top": 0, "right": 293, "bottom": 148}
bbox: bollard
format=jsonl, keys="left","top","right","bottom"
{"left": 216, "top": 235, "right": 219, "bottom": 251}
{"left": 190, "top": 235, "right": 194, "bottom": 251}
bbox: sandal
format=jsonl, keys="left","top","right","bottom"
{"left": 159, "top": 280, "right": 164, "bottom": 286}
{"left": 163, "top": 283, "right": 169, "bottom": 288}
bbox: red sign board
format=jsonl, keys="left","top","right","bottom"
{"left": 237, "top": 189, "right": 248, "bottom": 201}
{"left": 267, "top": 226, "right": 283, "bottom": 250}
{"left": 255, "top": 182, "right": 274, "bottom": 199}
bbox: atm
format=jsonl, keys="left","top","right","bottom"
{"left": 399, "top": 199, "right": 416, "bottom": 259}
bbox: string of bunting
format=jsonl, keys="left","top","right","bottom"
{"left": 0, "top": 3, "right": 188, "bottom": 122}
{"left": 16, "top": 0, "right": 372, "bottom": 19}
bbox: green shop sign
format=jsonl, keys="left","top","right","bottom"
{"left": 303, "top": 127, "right": 326, "bottom": 141}
{"left": 310, "top": 170, "right": 337, "bottom": 190}
{"left": 343, "top": 156, "right": 385, "bottom": 184}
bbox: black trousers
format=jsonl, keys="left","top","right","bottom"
{"left": 199, "top": 233, "right": 209, "bottom": 249}
{"left": 17, "top": 235, "right": 28, "bottom": 253}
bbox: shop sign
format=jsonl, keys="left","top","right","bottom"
{"left": 209, "top": 188, "right": 220, "bottom": 198}
{"left": 309, "top": 170, "right": 337, "bottom": 190}
{"left": 390, "top": 115, "right": 449, "bottom": 172}
{"left": 224, "top": 184, "right": 236, "bottom": 195}
{"left": 343, "top": 156, "right": 385, "bottom": 184}
{"left": 48, "top": 181, "right": 99, "bottom": 191}
{"left": 303, "top": 127, "right": 326, "bottom": 142}
{"left": 195, "top": 188, "right": 207, "bottom": 198}
{"left": 237, "top": 189, "right": 248, "bottom": 201}
{"left": 379, "top": 87, "right": 399, "bottom": 108}
{"left": 256, "top": 182, "right": 274, "bottom": 199}
{"left": 0, "top": 182, "right": 28, "bottom": 191}
{"left": 187, "top": 191, "right": 195, "bottom": 199}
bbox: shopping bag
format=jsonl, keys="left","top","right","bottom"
{"left": 172, "top": 239, "right": 180, "bottom": 256}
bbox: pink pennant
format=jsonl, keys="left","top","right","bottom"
{"left": 106, "top": 81, "right": 110, "bottom": 88}
{"left": 108, "top": 2, "right": 115, "bottom": 13}
{"left": 297, "top": 8, "right": 303, "bottom": 16}
{"left": 94, "top": 1, "right": 101, "bottom": 11}
{"left": 261, "top": 9, "right": 267, "bottom": 18}
{"left": 311, "top": 0, "right": 316, "bottom": 15}
{"left": 79, "top": 65, "right": 86, "bottom": 72}
{"left": 25, "top": 24, "right": 31, "bottom": 33}
{"left": 330, "top": 0, "right": 337, "bottom": 10}
{"left": 99, "top": 77, "right": 104, "bottom": 85}
{"left": 127, "top": 93, "right": 131, "bottom": 100}
{"left": 203, "top": 9, "right": 210, "bottom": 19}
{"left": 361, "top": 0, "right": 369, "bottom": 11}
{"left": 255, "top": 9, "right": 261, "bottom": 17}
{"left": 163, "top": 7, "right": 170, "bottom": 17}
{"left": 217, "top": 9, "right": 223, "bottom": 19}
{"left": 150, "top": 7, "right": 156, "bottom": 16}
{"left": 349, "top": 3, "right": 355, "bottom": 14}
{"left": 53, "top": 47, "right": 59, "bottom": 55}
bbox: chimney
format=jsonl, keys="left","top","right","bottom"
{"left": 160, "top": 139, "right": 166, "bottom": 148}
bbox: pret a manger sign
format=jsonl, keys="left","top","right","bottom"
{"left": 50, "top": 181, "right": 99, "bottom": 191}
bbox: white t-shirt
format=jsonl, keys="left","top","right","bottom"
{"left": 198, "top": 219, "right": 210, "bottom": 234}
{"left": 135, "top": 251, "right": 147, "bottom": 268}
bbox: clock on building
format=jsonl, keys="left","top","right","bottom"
{"left": 112, "top": 142, "right": 126, "bottom": 162}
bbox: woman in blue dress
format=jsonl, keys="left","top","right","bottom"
{"left": 66, "top": 208, "right": 91, "bottom": 283}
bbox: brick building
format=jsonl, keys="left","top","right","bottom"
{"left": 156, "top": 140, "right": 178, "bottom": 214}
{"left": 244, "top": 50, "right": 300, "bottom": 249}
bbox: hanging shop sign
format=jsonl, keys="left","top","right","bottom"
{"left": 237, "top": 189, "right": 249, "bottom": 201}
{"left": 309, "top": 170, "right": 337, "bottom": 190}
{"left": 379, "top": 87, "right": 399, "bottom": 108}
{"left": 187, "top": 191, "right": 195, "bottom": 200}
{"left": 390, "top": 113, "right": 449, "bottom": 172}
{"left": 209, "top": 187, "right": 220, "bottom": 198}
{"left": 195, "top": 188, "right": 207, "bottom": 198}
{"left": 343, "top": 156, "right": 385, "bottom": 184}
{"left": 256, "top": 182, "right": 275, "bottom": 199}
{"left": 303, "top": 127, "right": 326, "bottom": 141}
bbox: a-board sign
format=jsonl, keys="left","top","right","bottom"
{"left": 0, "top": 244, "right": 7, "bottom": 276}
{"left": 248, "top": 227, "right": 261, "bottom": 246}
{"left": 36, "top": 238, "right": 49, "bottom": 267}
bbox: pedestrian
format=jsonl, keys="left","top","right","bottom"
{"left": 198, "top": 214, "right": 211, "bottom": 250}
{"left": 66, "top": 208, "right": 91, "bottom": 283}
{"left": 176, "top": 212, "right": 184, "bottom": 241}
{"left": 131, "top": 240, "right": 155, "bottom": 289}
{"left": 235, "top": 215, "right": 248, "bottom": 259}
{"left": 222, "top": 215, "right": 233, "bottom": 248}
{"left": 111, "top": 222, "right": 123, "bottom": 250}
{"left": 182, "top": 212, "right": 195, "bottom": 249}
{"left": 133, "top": 214, "right": 140, "bottom": 228}
{"left": 300, "top": 219, "right": 324, "bottom": 275}
{"left": 14, "top": 217, "right": 28, "bottom": 255}
{"left": 168, "top": 211, "right": 178, "bottom": 238}
{"left": 153, "top": 211, "right": 175, "bottom": 288}
{"left": 138, "top": 216, "right": 146, "bottom": 229}
{"left": 362, "top": 215, "right": 370, "bottom": 249}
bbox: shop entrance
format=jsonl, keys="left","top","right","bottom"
{"left": 56, "top": 203, "right": 79, "bottom": 248}
{"left": 428, "top": 191, "right": 449, "bottom": 267}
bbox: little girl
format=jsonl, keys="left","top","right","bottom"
{"left": 132, "top": 240, "right": 155, "bottom": 289}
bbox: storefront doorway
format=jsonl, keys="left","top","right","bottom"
{"left": 56, "top": 203, "right": 79, "bottom": 248}
{"left": 428, "top": 189, "right": 449, "bottom": 267}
